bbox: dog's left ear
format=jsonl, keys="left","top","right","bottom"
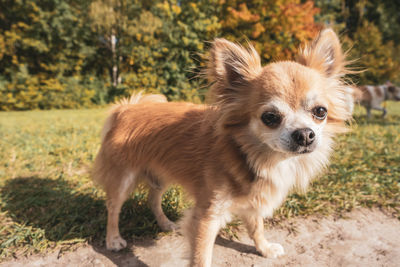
{"left": 298, "top": 29, "right": 345, "bottom": 78}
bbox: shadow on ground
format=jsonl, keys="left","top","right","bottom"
{"left": 0, "top": 176, "right": 167, "bottom": 266}
{"left": 215, "top": 236, "right": 259, "bottom": 256}
{"left": 1, "top": 177, "right": 262, "bottom": 265}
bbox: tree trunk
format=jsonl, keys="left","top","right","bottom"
{"left": 111, "top": 33, "right": 118, "bottom": 87}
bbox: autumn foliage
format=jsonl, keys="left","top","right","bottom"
{"left": 0, "top": 0, "right": 399, "bottom": 110}
{"left": 220, "top": 0, "right": 320, "bottom": 61}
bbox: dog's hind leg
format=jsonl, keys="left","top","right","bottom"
{"left": 146, "top": 173, "right": 177, "bottom": 231}
{"left": 366, "top": 106, "right": 372, "bottom": 119}
{"left": 148, "top": 187, "right": 177, "bottom": 231}
{"left": 105, "top": 171, "right": 137, "bottom": 251}
{"left": 371, "top": 106, "right": 387, "bottom": 118}
{"left": 381, "top": 107, "right": 387, "bottom": 118}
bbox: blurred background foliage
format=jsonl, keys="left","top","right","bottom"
{"left": 0, "top": 0, "right": 399, "bottom": 110}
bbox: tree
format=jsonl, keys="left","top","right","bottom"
{"left": 219, "top": 0, "right": 321, "bottom": 62}
{"left": 0, "top": 0, "right": 97, "bottom": 110}
{"left": 348, "top": 21, "right": 400, "bottom": 84}
{"left": 88, "top": 0, "right": 141, "bottom": 87}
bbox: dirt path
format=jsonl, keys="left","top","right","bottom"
{"left": 2, "top": 208, "right": 400, "bottom": 267}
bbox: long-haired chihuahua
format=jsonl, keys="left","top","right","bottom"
{"left": 93, "top": 29, "right": 354, "bottom": 266}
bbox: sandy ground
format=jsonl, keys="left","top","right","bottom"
{"left": 2, "top": 208, "right": 400, "bottom": 267}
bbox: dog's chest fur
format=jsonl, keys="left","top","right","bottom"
{"left": 231, "top": 158, "right": 298, "bottom": 218}
{"left": 222, "top": 148, "right": 330, "bottom": 222}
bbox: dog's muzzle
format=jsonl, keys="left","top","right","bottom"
{"left": 290, "top": 128, "right": 316, "bottom": 153}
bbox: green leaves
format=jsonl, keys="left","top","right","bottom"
{"left": 1, "top": 0, "right": 400, "bottom": 110}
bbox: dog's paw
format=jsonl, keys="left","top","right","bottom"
{"left": 159, "top": 220, "right": 178, "bottom": 232}
{"left": 106, "top": 235, "right": 127, "bottom": 251}
{"left": 258, "top": 242, "right": 285, "bottom": 259}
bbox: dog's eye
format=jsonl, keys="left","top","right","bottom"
{"left": 261, "top": 112, "right": 282, "bottom": 127}
{"left": 312, "top": 106, "right": 327, "bottom": 120}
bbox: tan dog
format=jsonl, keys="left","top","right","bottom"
{"left": 355, "top": 82, "right": 400, "bottom": 118}
{"left": 93, "top": 29, "right": 354, "bottom": 267}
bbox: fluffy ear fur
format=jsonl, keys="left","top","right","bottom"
{"left": 298, "top": 29, "right": 345, "bottom": 78}
{"left": 207, "top": 39, "right": 261, "bottom": 100}
{"left": 299, "top": 29, "right": 354, "bottom": 132}
{"left": 206, "top": 39, "right": 261, "bottom": 130}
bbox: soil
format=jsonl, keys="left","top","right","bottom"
{"left": 2, "top": 208, "right": 400, "bottom": 267}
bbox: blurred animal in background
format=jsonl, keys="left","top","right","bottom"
{"left": 354, "top": 81, "right": 400, "bottom": 118}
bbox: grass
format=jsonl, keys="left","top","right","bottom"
{"left": 0, "top": 103, "right": 399, "bottom": 260}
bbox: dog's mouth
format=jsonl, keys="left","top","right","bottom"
{"left": 289, "top": 143, "right": 316, "bottom": 154}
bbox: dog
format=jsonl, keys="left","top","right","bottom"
{"left": 355, "top": 82, "right": 400, "bottom": 118}
{"left": 92, "top": 29, "right": 354, "bottom": 267}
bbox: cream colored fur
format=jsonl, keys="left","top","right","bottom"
{"left": 92, "top": 29, "right": 353, "bottom": 267}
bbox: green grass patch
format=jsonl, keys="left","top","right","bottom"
{"left": 1, "top": 103, "right": 399, "bottom": 260}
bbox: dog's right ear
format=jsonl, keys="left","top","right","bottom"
{"left": 298, "top": 29, "right": 345, "bottom": 78}
{"left": 207, "top": 38, "right": 261, "bottom": 91}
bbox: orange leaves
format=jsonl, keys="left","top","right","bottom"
{"left": 219, "top": 0, "right": 321, "bottom": 62}
{"left": 278, "top": 1, "right": 320, "bottom": 41}
{"left": 225, "top": 3, "right": 260, "bottom": 26}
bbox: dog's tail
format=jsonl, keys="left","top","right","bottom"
{"left": 101, "top": 91, "right": 167, "bottom": 142}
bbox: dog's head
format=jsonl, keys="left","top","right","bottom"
{"left": 386, "top": 82, "right": 400, "bottom": 101}
{"left": 207, "top": 29, "right": 353, "bottom": 156}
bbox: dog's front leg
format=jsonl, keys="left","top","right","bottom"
{"left": 188, "top": 207, "right": 221, "bottom": 267}
{"left": 241, "top": 215, "right": 285, "bottom": 258}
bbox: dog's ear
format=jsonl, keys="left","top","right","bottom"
{"left": 207, "top": 39, "right": 261, "bottom": 129}
{"left": 298, "top": 29, "right": 345, "bottom": 78}
{"left": 207, "top": 38, "right": 261, "bottom": 89}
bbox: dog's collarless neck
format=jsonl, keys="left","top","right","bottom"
{"left": 229, "top": 136, "right": 258, "bottom": 183}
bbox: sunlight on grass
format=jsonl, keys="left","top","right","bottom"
{"left": 0, "top": 103, "right": 399, "bottom": 259}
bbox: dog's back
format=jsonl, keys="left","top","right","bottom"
{"left": 93, "top": 93, "right": 210, "bottom": 196}
{"left": 356, "top": 85, "right": 385, "bottom": 107}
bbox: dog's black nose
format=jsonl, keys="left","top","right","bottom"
{"left": 291, "top": 128, "right": 315, "bottom": 147}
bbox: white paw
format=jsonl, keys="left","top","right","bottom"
{"left": 159, "top": 220, "right": 178, "bottom": 232}
{"left": 259, "top": 242, "right": 285, "bottom": 258}
{"left": 106, "top": 235, "right": 127, "bottom": 251}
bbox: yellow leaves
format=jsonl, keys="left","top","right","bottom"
{"left": 141, "top": 77, "right": 149, "bottom": 86}
{"left": 197, "top": 43, "right": 204, "bottom": 50}
{"left": 30, "top": 1, "right": 40, "bottom": 13}
{"left": 182, "top": 37, "right": 189, "bottom": 45}
{"left": 170, "top": 63, "right": 178, "bottom": 71}
{"left": 16, "top": 22, "right": 29, "bottom": 29}
{"left": 89, "top": 0, "right": 118, "bottom": 30}
{"left": 11, "top": 55, "right": 18, "bottom": 66}
{"left": 74, "top": 59, "right": 84, "bottom": 72}
{"left": 189, "top": 2, "right": 199, "bottom": 13}
{"left": 251, "top": 23, "right": 265, "bottom": 39}
{"left": 171, "top": 5, "right": 181, "bottom": 15}
{"left": 42, "top": 79, "right": 64, "bottom": 91}
{"left": 156, "top": 1, "right": 181, "bottom": 17}
{"left": 135, "top": 33, "right": 142, "bottom": 41}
